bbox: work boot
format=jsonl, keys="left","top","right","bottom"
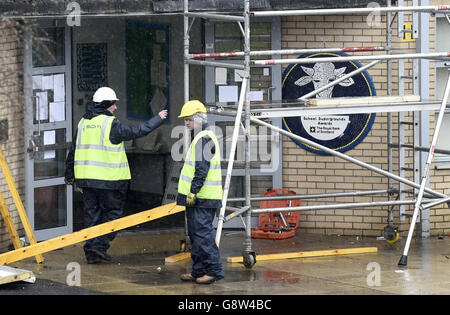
{"left": 86, "top": 249, "right": 111, "bottom": 261}
{"left": 196, "top": 275, "right": 216, "bottom": 285}
{"left": 86, "top": 254, "right": 102, "bottom": 264}
{"left": 180, "top": 273, "right": 196, "bottom": 282}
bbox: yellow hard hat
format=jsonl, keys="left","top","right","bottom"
{"left": 178, "top": 100, "right": 207, "bottom": 118}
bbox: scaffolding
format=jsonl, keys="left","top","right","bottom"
{"left": 183, "top": 0, "right": 450, "bottom": 267}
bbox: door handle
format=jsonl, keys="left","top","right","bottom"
{"left": 27, "top": 138, "right": 37, "bottom": 159}
{"left": 27, "top": 139, "right": 72, "bottom": 159}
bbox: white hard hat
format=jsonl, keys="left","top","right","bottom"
{"left": 93, "top": 87, "right": 119, "bottom": 103}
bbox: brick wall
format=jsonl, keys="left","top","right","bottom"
{"left": 280, "top": 0, "right": 450, "bottom": 237}
{"left": 0, "top": 20, "right": 25, "bottom": 252}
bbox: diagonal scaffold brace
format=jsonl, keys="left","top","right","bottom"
{"left": 398, "top": 68, "right": 450, "bottom": 266}
{"left": 0, "top": 202, "right": 185, "bottom": 265}
{"left": 215, "top": 77, "right": 249, "bottom": 247}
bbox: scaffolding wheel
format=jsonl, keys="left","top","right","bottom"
{"left": 242, "top": 251, "right": 256, "bottom": 269}
{"left": 384, "top": 225, "right": 399, "bottom": 244}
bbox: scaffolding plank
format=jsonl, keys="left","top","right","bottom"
{"left": 0, "top": 202, "right": 185, "bottom": 265}
{"left": 165, "top": 251, "right": 191, "bottom": 263}
{"left": 227, "top": 247, "right": 378, "bottom": 263}
{"left": 250, "top": 101, "right": 442, "bottom": 118}
{"left": 0, "top": 266, "right": 35, "bottom": 285}
{"left": 0, "top": 190, "right": 22, "bottom": 251}
{"left": 308, "top": 95, "right": 421, "bottom": 106}
{"left": 0, "top": 149, "right": 43, "bottom": 264}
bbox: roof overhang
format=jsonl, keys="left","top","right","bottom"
{"left": 153, "top": 0, "right": 389, "bottom": 13}
{"left": 0, "top": 0, "right": 389, "bottom": 18}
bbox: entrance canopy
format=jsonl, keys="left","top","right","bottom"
{"left": 0, "top": 0, "right": 389, "bottom": 17}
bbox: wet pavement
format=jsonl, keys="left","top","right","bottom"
{"left": 5, "top": 228, "right": 450, "bottom": 295}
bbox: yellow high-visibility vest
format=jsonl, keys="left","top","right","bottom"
{"left": 74, "top": 115, "right": 131, "bottom": 181}
{"left": 178, "top": 130, "right": 222, "bottom": 200}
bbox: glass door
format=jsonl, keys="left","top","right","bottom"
{"left": 24, "top": 21, "right": 73, "bottom": 241}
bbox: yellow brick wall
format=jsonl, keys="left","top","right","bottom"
{"left": 281, "top": 1, "right": 450, "bottom": 237}
{"left": 0, "top": 20, "right": 25, "bottom": 252}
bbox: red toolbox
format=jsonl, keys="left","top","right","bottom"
{"left": 251, "top": 188, "right": 301, "bottom": 240}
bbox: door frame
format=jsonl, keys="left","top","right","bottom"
{"left": 23, "top": 19, "right": 73, "bottom": 241}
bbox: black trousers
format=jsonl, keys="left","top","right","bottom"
{"left": 81, "top": 188, "right": 127, "bottom": 256}
{"left": 186, "top": 206, "right": 224, "bottom": 279}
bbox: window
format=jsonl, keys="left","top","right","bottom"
{"left": 32, "top": 27, "right": 65, "bottom": 67}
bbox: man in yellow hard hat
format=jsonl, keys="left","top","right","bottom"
{"left": 176, "top": 100, "right": 224, "bottom": 284}
{"left": 65, "top": 87, "right": 167, "bottom": 264}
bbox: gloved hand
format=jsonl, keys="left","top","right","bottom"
{"left": 75, "top": 184, "right": 83, "bottom": 194}
{"left": 186, "top": 192, "right": 196, "bottom": 206}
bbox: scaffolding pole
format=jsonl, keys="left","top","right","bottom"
{"left": 187, "top": 46, "right": 387, "bottom": 59}
{"left": 227, "top": 189, "right": 393, "bottom": 203}
{"left": 298, "top": 60, "right": 381, "bottom": 101}
{"left": 182, "top": 2, "right": 450, "bottom": 268}
{"left": 215, "top": 77, "right": 248, "bottom": 246}
{"left": 398, "top": 69, "right": 450, "bottom": 266}
{"left": 250, "top": 5, "right": 450, "bottom": 17}
{"left": 242, "top": 0, "right": 254, "bottom": 266}
{"left": 251, "top": 51, "right": 450, "bottom": 66}
{"left": 252, "top": 200, "right": 424, "bottom": 214}
{"left": 249, "top": 117, "right": 446, "bottom": 199}
{"left": 183, "top": 0, "right": 190, "bottom": 252}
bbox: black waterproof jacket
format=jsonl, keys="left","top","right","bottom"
{"left": 176, "top": 123, "right": 222, "bottom": 209}
{"left": 65, "top": 102, "right": 164, "bottom": 190}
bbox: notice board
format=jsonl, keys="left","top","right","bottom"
{"left": 126, "top": 22, "right": 169, "bottom": 120}
{"left": 77, "top": 43, "right": 108, "bottom": 91}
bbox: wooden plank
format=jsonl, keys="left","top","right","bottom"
{"left": 227, "top": 247, "right": 378, "bottom": 263}
{"left": 165, "top": 251, "right": 191, "bottom": 263}
{"left": 308, "top": 95, "right": 420, "bottom": 106}
{"left": 0, "top": 266, "right": 35, "bottom": 285}
{"left": 0, "top": 190, "right": 22, "bottom": 250}
{"left": 0, "top": 202, "right": 185, "bottom": 265}
{"left": 0, "top": 149, "right": 43, "bottom": 264}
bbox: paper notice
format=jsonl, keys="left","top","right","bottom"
{"left": 218, "top": 85, "right": 238, "bottom": 103}
{"left": 159, "top": 62, "right": 166, "bottom": 87}
{"left": 42, "top": 75, "right": 54, "bottom": 90}
{"left": 150, "top": 88, "right": 167, "bottom": 114}
{"left": 32, "top": 75, "right": 43, "bottom": 90}
{"left": 234, "top": 69, "right": 245, "bottom": 82}
{"left": 249, "top": 90, "right": 264, "bottom": 102}
{"left": 215, "top": 68, "right": 227, "bottom": 85}
{"left": 43, "top": 130, "right": 56, "bottom": 159}
{"left": 49, "top": 102, "right": 65, "bottom": 122}
{"left": 53, "top": 74, "right": 65, "bottom": 102}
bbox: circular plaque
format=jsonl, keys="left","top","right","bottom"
{"left": 281, "top": 52, "right": 376, "bottom": 155}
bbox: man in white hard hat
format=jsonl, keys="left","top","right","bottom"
{"left": 65, "top": 87, "right": 168, "bottom": 264}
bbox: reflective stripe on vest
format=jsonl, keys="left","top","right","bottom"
{"left": 178, "top": 130, "right": 222, "bottom": 200}
{"left": 74, "top": 115, "right": 131, "bottom": 181}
